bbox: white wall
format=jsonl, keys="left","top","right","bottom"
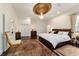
{"left": 47, "top": 14, "right": 71, "bottom": 32}
{"left": 31, "top": 18, "right": 47, "bottom": 35}
{"left": 0, "top": 4, "right": 19, "bottom": 32}
{"left": 0, "top": 4, "right": 19, "bottom": 55}
{"left": 18, "top": 18, "right": 47, "bottom": 36}
{"left": 71, "top": 14, "right": 77, "bottom": 32}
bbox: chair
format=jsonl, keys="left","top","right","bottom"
{"left": 4, "top": 32, "right": 22, "bottom": 47}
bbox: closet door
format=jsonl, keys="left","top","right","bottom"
{"left": 0, "top": 13, "right": 3, "bottom": 55}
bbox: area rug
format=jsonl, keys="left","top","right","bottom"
{"left": 55, "top": 44, "right": 79, "bottom": 56}
{"left": 7, "top": 39, "right": 56, "bottom": 56}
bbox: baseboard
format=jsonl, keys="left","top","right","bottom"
{"left": 0, "top": 50, "right": 3, "bottom": 55}
{"left": 1, "top": 47, "right": 10, "bottom": 56}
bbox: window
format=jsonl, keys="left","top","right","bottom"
{"left": 75, "top": 15, "right": 79, "bottom": 32}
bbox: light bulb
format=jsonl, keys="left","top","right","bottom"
{"left": 39, "top": 12, "right": 44, "bottom": 19}
{"left": 57, "top": 11, "right": 60, "bottom": 14}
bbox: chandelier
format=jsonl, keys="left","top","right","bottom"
{"left": 33, "top": 3, "right": 52, "bottom": 19}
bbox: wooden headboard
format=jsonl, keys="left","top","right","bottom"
{"left": 52, "top": 29, "right": 71, "bottom": 38}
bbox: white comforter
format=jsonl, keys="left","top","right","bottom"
{"left": 38, "top": 33, "right": 71, "bottom": 48}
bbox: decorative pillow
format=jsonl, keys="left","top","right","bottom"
{"left": 54, "top": 31, "right": 58, "bottom": 34}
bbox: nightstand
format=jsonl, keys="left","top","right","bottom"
{"left": 70, "top": 38, "right": 79, "bottom": 48}
{"left": 76, "top": 36, "right": 79, "bottom": 47}
{"left": 15, "top": 32, "right": 21, "bottom": 40}
{"left": 70, "top": 32, "right": 79, "bottom": 48}
{"left": 31, "top": 31, "right": 37, "bottom": 39}
{"left": 76, "top": 36, "right": 79, "bottom": 40}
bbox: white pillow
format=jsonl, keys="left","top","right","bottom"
{"left": 58, "top": 32, "right": 63, "bottom": 35}
{"left": 58, "top": 31, "right": 69, "bottom": 35}
{"left": 62, "top": 32, "right": 69, "bottom": 35}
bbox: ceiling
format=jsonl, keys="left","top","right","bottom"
{"left": 12, "top": 3, "right": 79, "bottom": 20}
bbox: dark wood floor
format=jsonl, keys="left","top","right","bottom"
{"left": 1, "top": 48, "right": 10, "bottom": 56}
{"left": 21, "top": 36, "right": 30, "bottom": 40}
{"left": 1, "top": 39, "right": 57, "bottom": 56}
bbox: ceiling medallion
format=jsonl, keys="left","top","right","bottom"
{"left": 33, "top": 3, "right": 52, "bottom": 19}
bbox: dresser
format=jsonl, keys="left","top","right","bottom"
{"left": 31, "top": 31, "right": 37, "bottom": 39}
{"left": 15, "top": 32, "right": 21, "bottom": 40}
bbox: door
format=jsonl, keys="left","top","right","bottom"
{"left": 20, "top": 19, "right": 31, "bottom": 37}
{"left": 21, "top": 24, "right": 31, "bottom": 37}
{"left": 0, "top": 13, "right": 3, "bottom": 55}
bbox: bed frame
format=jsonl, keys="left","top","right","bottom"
{"left": 38, "top": 29, "right": 71, "bottom": 51}
{"left": 52, "top": 29, "right": 71, "bottom": 38}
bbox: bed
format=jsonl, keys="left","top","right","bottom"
{"left": 38, "top": 29, "right": 71, "bottom": 51}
